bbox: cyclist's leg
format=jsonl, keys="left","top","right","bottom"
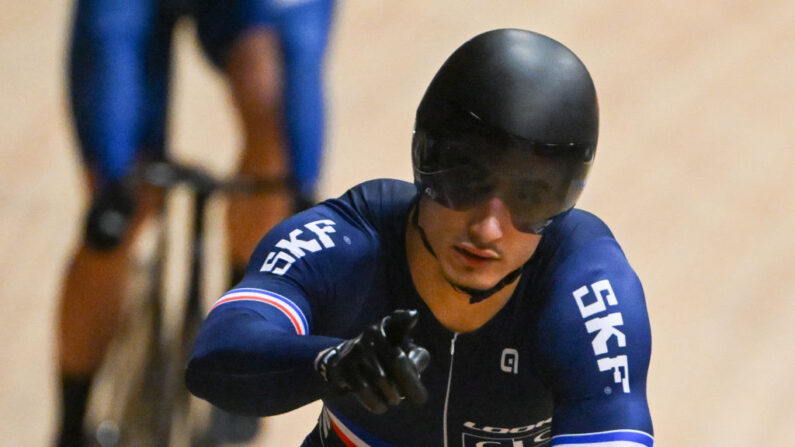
{"left": 191, "top": 1, "right": 324, "bottom": 442}
{"left": 68, "top": 0, "right": 164, "bottom": 184}
{"left": 223, "top": 29, "right": 295, "bottom": 273}
{"left": 56, "top": 0, "right": 173, "bottom": 445}
{"left": 195, "top": 0, "right": 294, "bottom": 275}
{"left": 56, "top": 180, "right": 164, "bottom": 447}
{"left": 277, "top": 0, "right": 335, "bottom": 209}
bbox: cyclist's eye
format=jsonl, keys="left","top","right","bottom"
{"left": 443, "top": 182, "right": 493, "bottom": 208}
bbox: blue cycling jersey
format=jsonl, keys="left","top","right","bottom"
{"left": 186, "top": 179, "right": 654, "bottom": 446}
{"left": 68, "top": 0, "right": 333, "bottom": 192}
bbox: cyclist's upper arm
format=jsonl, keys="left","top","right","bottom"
{"left": 535, "top": 237, "right": 654, "bottom": 446}
{"left": 186, "top": 199, "right": 385, "bottom": 415}
{"left": 210, "top": 197, "right": 384, "bottom": 338}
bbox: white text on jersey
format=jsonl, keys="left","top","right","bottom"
{"left": 260, "top": 219, "right": 337, "bottom": 275}
{"left": 572, "top": 279, "right": 630, "bottom": 393}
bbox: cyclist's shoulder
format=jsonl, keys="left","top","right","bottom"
{"left": 321, "top": 178, "right": 416, "bottom": 237}
{"left": 545, "top": 209, "right": 616, "bottom": 255}
{"left": 523, "top": 208, "right": 647, "bottom": 341}
{"left": 530, "top": 209, "right": 633, "bottom": 282}
{"left": 244, "top": 179, "right": 414, "bottom": 286}
{"left": 334, "top": 178, "right": 417, "bottom": 213}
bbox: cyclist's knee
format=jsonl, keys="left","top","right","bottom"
{"left": 84, "top": 180, "right": 136, "bottom": 250}
{"left": 83, "top": 180, "right": 162, "bottom": 251}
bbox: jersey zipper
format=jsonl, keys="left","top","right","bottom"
{"left": 442, "top": 332, "right": 459, "bottom": 447}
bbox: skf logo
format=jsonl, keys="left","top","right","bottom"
{"left": 500, "top": 348, "right": 518, "bottom": 374}
{"left": 572, "top": 279, "right": 630, "bottom": 393}
{"left": 260, "top": 219, "right": 336, "bottom": 275}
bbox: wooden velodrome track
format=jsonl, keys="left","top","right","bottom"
{"left": 1, "top": 1, "right": 794, "bottom": 445}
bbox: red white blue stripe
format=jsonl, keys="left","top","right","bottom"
{"left": 325, "top": 408, "right": 396, "bottom": 447}
{"left": 212, "top": 288, "right": 309, "bottom": 335}
{"left": 551, "top": 429, "right": 654, "bottom": 446}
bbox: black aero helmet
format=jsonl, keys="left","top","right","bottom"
{"left": 413, "top": 29, "right": 598, "bottom": 233}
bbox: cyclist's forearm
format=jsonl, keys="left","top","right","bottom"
{"left": 186, "top": 307, "right": 341, "bottom": 416}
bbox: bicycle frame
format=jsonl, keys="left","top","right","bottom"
{"left": 87, "top": 161, "right": 287, "bottom": 447}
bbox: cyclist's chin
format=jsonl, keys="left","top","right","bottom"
{"left": 440, "top": 263, "right": 505, "bottom": 294}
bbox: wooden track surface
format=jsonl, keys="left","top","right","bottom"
{"left": 1, "top": 1, "right": 794, "bottom": 445}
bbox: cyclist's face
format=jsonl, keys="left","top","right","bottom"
{"left": 414, "top": 132, "right": 583, "bottom": 234}
{"left": 417, "top": 196, "right": 541, "bottom": 292}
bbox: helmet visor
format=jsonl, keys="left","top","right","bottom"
{"left": 413, "top": 130, "right": 593, "bottom": 234}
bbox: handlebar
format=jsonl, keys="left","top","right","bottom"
{"left": 132, "top": 161, "right": 292, "bottom": 196}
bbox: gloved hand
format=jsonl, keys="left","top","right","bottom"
{"left": 315, "top": 309, "right": 431, "bottom": 414}
{"left": 85, "top": 179, "right": 136, "bottom": 250}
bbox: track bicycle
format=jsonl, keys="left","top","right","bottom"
{"left": 85, "top": 161, "right": 289, "bottom": 447}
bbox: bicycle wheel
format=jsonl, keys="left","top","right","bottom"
{"left": 86, "top": 163, "right": 268, "bottom": 446}
{"left": 84, "top": 215, "right": 170, "bottom": 447}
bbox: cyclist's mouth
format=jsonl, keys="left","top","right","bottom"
{"left": 453, "top": 245, "right": 499, "bottom": 268}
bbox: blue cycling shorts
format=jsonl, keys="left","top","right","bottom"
{"left": 69, "top": 0, "right": 333, "bottom": 184}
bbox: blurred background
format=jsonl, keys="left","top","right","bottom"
{"left": 1, "top": 0, "right": 794, "bottom": 445}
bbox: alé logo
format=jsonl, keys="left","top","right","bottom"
{"left": 260, "top": 219, "right": 337, "bottom": 275}
{"left": 500, "top": 348, "right": 518, "bottom": 374}
{"left": 572, "top": 279, "right": 630, "bottom": 393}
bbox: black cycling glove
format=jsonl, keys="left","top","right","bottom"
{"left": 315, "top": 309, "right": 431, "bottom": 414}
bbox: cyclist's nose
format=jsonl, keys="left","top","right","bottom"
{"left": 468, "top": 197, "right": 510, "bottom": 243}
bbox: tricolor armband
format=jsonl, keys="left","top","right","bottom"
{"left": 212, "top": 288, "right": 309, "bottom": 335}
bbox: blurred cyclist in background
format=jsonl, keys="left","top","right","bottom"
{"left": 55, "top": 0, "right": 335, "bottom": 445}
